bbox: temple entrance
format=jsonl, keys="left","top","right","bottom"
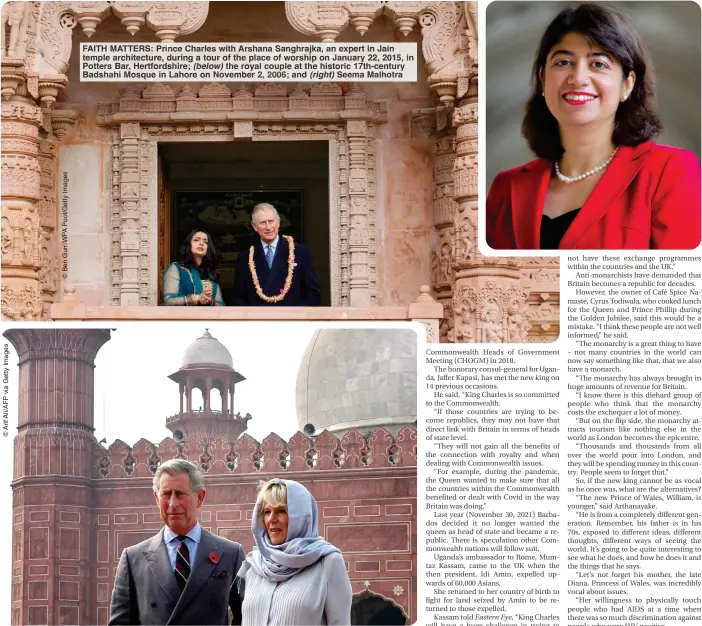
{"left": 157, "top": 141, "right": 330, "bottom": 305}
{"left": 351, "top": 590, "right": 408, "bottom": 625}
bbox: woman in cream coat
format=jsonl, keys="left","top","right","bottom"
{"left": 238, "top": 479, "right": 352, "bottom": 625}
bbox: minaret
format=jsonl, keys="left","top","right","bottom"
{"left": 3, "top": 329, "right": 111, "bottom": 626}
{"left": 166, "top": 330, "right": 250, "bottom": 444}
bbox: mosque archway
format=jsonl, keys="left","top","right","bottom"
{"left": 351, "top": 590, "right": 408, "bottom": 625}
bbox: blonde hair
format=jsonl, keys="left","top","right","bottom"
{"left": 256, "top": 481, "right": 287, "bottom": 523}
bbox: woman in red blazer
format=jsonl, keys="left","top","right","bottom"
{"left": 486, "top": 4, "right": 701, "bottom": 251}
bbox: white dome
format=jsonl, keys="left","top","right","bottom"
{"left": 296, "top": 329, "right": 417, "bottom": 436}
{"left": 180, "top": 330, "right": 233, "bottom": 369}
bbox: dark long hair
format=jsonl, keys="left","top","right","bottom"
{"left": 522, "top": 3, "right": 662, "bottom": 161}
{"left": 180, "top": 229, "right": 219, "bottom": 281}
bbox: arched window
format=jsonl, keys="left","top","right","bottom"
{"left": 191, "top": 383, "right": 205, "bottom": 412}
{"left": 211, "top": 379, "right": 225, "bottom": 412}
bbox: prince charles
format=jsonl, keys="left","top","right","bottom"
{"left": 232, "top": 203, "right": 321, "bottom": 306}
{"left": 109, "top": 460, "right": 245, "bottom": 625}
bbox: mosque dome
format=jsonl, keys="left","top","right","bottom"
{"left": 180, "top": 330, "right": 233, "bottom": 369}
{"left": 296, "top": 329, "right": 417, "bottom": 437}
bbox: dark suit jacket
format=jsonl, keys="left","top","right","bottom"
{"left": 486, "top": 141, "right": 701, "bottom": 250}
{"left": 232, "top": 236, "right": 321, "bottom": 306}
{"left": 108, "top": 528, "right": 245, "bottom": 625}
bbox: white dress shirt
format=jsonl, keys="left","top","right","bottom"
{"left": 163, "top": 521, "right": 202, "bottom": 571}
{"left": 261, "top": 236, "right": 279, "bottom": 262}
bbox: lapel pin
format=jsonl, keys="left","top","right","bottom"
{"left": 209, "top": 552, "right": 220, "bottom": 564}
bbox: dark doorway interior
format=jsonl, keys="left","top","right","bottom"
{"left": 351, "top": 591, "right": 408, "bottom": 625}
{"left": 158, "top": 141, "right": 330, "bottom": 305}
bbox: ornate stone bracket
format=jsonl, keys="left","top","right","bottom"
{"left": 285, "top": 1, "right": 478, "bottom": 106}
{"left": 50, "top": 108, "right": 78, "bottom": 139}
{"left": 408, "top": 286, "right": 444, "bottom": 343}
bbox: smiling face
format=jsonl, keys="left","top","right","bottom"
{"left": 262, "top": 501, "right": 289, "bottom": 546}
{"left": 540, "top": 32, "right": 635, "bottom": 132}
{"left": 154, "top": 471, "right": 206, "bottom": 536}
{"left": 190, "top": 231, "right": 209, "bottom": 261}
{"left": 252, "top": 208, "right": 280, "bottom": 245}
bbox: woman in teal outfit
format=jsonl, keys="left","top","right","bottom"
{"left": 163, "top": 229, "right": 225, "bottom": 306}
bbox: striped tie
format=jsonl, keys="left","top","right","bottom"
{"left": 175, "top": 535, "right": 190, "bottom": 592}
{"left": 265, "top": 244, "right": 274, "bottom": 269}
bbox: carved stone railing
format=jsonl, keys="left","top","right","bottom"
{"left": 94, "top": 426, "right": 417, "bottom": 479}
{"left": 97, "top": 82, "right": 388, "bottom": 122}
{"left": 50, "top": 285, "right": 444, "bottom": 341}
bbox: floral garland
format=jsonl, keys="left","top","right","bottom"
{"left": 249, "top": 235, "right": 295, "bottom": 303}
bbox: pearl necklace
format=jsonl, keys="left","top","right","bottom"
{"left": 555, "top": 147, "right": 618, "bottom": 183}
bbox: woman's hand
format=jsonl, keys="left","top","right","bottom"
{"left": 186, "top": 292, "right": 213, "bottom": 305}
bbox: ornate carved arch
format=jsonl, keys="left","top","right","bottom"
{"left": 98, "top": 82, "right": 383, "bottom": 307}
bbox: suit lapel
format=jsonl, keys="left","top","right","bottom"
{"left": 559, "top": 143, "right": 653, "bottom": 249}
{"left": 169, "top": 529, "right": 220, "bottom": 624}
{"left": 264, "top": 237, "right": 288, "bottom": 293}
{"left": 511, "top": 159, "right": 552, "bottom": 249}
{"left": 143, "top": 530, "right": 181, "bottom": 606}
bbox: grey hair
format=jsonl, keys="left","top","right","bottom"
{"left": 153, "top": 459, "right": 205, "bottom": 493}
{"left": 251, "top": 203, "right": 280, "bottom": 223}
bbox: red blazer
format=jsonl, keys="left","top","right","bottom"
{"left": 486, "top": 141, "right": 701, "bottom": 250}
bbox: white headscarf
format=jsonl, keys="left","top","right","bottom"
{"left": 238, "top": 479, "right": 339, "bottom": 582}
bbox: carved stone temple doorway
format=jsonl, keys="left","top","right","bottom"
{"left": 157, "top": 141, "right": 330, "bottom": 305}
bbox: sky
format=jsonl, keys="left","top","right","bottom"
{"left": 91, "top": 323, "right": 317, "bottom": 445}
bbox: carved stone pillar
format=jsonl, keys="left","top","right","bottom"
{"left": 119, "top": 122, "right": 142, "bottom": 305}
{"left": 1, "top": 98, "right": 43, "bottom": 320}
{"left": 347, "top": 119, "right": 371, "bottom": 306}
{"left": 452, "top": 102, "right": 531, "bottom": 343}
{"left": 37, "top": 139, "right": 59, "bottom": 317}
{"left": 204, "top": 377, "right": 211, "bottom": 413}
{"left": 431, "top": 133, "right": 457, "bottom": 342}
{"left": 3, "top": 329, "right": 111, "bottom": 626}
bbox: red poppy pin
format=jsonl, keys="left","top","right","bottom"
{"left": 209, "top": 552, "right": 220, "bottom": 564}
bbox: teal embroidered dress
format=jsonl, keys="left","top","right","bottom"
{"left": 162, "top": 262, "right": 225, "bottom": 306}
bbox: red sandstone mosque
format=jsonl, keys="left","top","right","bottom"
{"left": 4, "top": 327, "right": 418, "bottom": 625}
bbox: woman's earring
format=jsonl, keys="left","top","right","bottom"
{"left": 542, "top": 91, "right": 545, "bottom": 97}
